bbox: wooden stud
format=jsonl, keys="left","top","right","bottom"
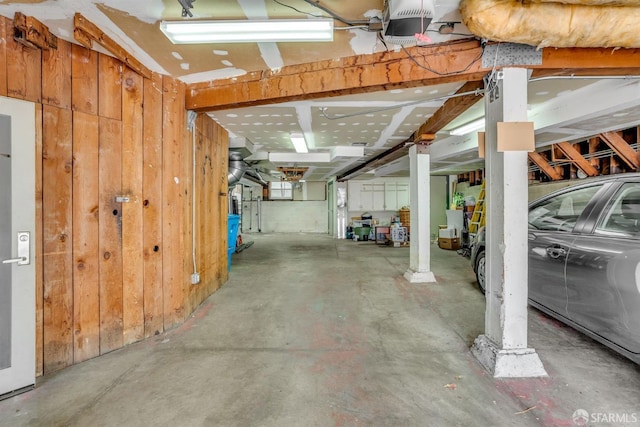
{"left": 556, "top": 141, "right": 599, "bottom": 176}
{"left": 73, "top": 13, "right": 151, "bottom": 80}
{"left": 588, "top": 137, "right": 601, "bottom": 172}
{"left": 599, "top": 131, "right": 640, "bottom": 170}
{"left": 13, "top": 12, "right": 58, "bottom": 51}
{"left": 71, "top": 44, "right": 98, "bottom": 114}
{"left": 528, "top": 151, "right": 562, "bottom": 181}
{"left": 98, "top": 117, "right": 124, "bottom": 354}
{"left": 142, "top": 73, "right": 164, "bottom": 338}
{"left": 6, "top": 22, "right": 41, "bottom": 102}
{"left": 122, "top": 68, "right": 145, "bottom": 345}
{"left": 42, "top": 38, "right": 71, "bottom": 109}
{"left": 98, "top": 54, "right": 122, "bottom": 120}
{"left": 72, "top": 111, "right": 100, "bottom": 363}
{"left": 42, "top": 105, "right": 73, "bottom": 373}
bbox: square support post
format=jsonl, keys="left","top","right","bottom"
{"left": 404, "top": 144, "right": 436, "bottom": 283}
{"left": 471, "top": 68, "right": 547, "bottom": 377}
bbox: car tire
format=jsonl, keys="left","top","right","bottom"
{"left": 475, "top": 250, "right": 486, "bottom": 294}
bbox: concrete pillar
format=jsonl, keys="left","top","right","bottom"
{"left": 404, "top": 144, "right": 436, "bottom": 283}
{"left": 471, "top": 68, "right": 547, "bottom": 377}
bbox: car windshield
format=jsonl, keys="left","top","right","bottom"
{"left": 528, "top": 184, "right": 602, "bottom": 232}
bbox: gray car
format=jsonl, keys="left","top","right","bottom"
{"left": 471, "top": 174, "right": 640, "bottom": 364}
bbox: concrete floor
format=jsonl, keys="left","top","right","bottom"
{"left": 1, "top": 233, "right": 639, "bottom": 426}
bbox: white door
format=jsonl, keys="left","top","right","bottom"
{"left": 0, "top": 97, "right": 36, "bottom": 399}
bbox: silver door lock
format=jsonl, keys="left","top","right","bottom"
{"left": 2, "top": 231, "right": 30, "bottom": 266}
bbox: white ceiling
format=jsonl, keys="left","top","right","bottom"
{"left": 2, "top": 0, "right": 639, "bottom": 182}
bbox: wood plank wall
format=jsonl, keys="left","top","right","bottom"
{"left": 0, "top": 16, "right": 229, "bottom": 376}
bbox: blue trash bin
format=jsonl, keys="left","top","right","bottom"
{"left": 227, "top": 214, "right": 240, "bottom": 270}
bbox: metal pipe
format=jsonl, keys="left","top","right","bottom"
{"left": 249, "top": 188, "right": 253, "bottom": 231}
{"left": 257, "top": 197, "right": 262, "bottom": 233}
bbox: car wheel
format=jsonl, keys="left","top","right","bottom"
{"left": 475, "top": 250, "right": 486, "bottom": 294}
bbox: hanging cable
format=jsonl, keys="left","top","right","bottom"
{"left": 401, "top": 42, "right": 483, "bottom": 77}
{"left": 187, "top": 110, "right": 199, "bottom": 283}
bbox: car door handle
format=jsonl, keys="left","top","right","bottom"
{"left": 546, "top": 245, "right": 567, "bottom": 259}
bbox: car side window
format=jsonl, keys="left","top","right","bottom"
{"left": 595, "top": 183, "right": 640, "bottom": 237}
{"left": 528, "top": 185, "right": 602, "bottom": 232}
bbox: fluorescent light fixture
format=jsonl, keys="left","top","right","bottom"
{"left": 290, "top": 132, "right": 308, "bottom": 153}
{"left": 160, "top": 18, "right": 334, "bottom": 44}
{"left": 449, "top": 118, "right": 485, "bottom": 136}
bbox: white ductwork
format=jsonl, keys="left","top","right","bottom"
{"left": 460, "top": 0, "right": 640, "bottom": 48}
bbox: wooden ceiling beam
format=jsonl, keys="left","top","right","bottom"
{"left": 187, "top": 39, "right": 487, "bottom": 112}
{"left": 187, "top": 43, "right": 640, "bottom": 112}
{"left": 599, "top": 131, "right": 640, "bottom": 170}
{"left": 336, "top": 82, "right": 482, "bottom": 181}
{"left": 13, "top": 12, "right": 57, "bottom": 50}
{"left": 555, "top": 142, "right": 599, "bottom": 176}
{"left": 73, "top": 13, "right": 151, "bottom": 80}
{"left": 528, "top": 152, "right": 562, "bottom": 181}
{"left": 414, "top": 80, "right": 484, "bottom": 143}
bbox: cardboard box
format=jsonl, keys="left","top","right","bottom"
{"left": 438, "top": 237, "right": 460, "bottom": 250}
{"left": 438, "top": 228, "right": 457, "bottom": 238}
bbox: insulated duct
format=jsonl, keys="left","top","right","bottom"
{"left": 460, "top": 0, "right": 640, "bottom": 49}
{"left": 228, "top": 151, "right": 247, "bottom": 187}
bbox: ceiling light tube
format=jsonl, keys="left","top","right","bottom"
{"left": 449, "top": 118, "right": 485, "bottom": 136}
{"left": 290, "top": 132, "right": 308, "bottom": 153}
{"left": 160, "top": 19, "right": 334, "bottom": 44}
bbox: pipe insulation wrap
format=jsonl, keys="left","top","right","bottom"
{"left": 461, "top": 0, "right": 640, "bottom": 48}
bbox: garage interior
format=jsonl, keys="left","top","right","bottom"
{"left": 0, "top": 0, "right": 639, "bottom": 425}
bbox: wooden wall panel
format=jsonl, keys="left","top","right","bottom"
{"left": 71, "top": 45, "right": 98, "bottom": 115}
{"left": 34, "top": 104, "right": 43, "bottom": 377}
{"left": 98, "top": 55, "right": 122, "bottom": 120}
{"left": 122, "top": 69, "right": 144, "bottom": 345}
{"left": 183, "top": 122, "right": 195, "bottom": 314}
{"left": 6, "top": 29, "right": 41, "bottom": 102}
{"left": 196, "top": 116, "right": 209, "bottom": 307}
{"left": 162, "top": 76, "right": 186, "bottom": 329}
{"left": 0, "top": 18, "right": 8, "bottom": 97}
{"left": 2, "top": 17, "right": 231, "bottom": 375}
{"left": 72, "top": 112, "right": 100, "bottom": 363}
{"left": 218, "top": 122, "right": 229, "bottom": 283}
{"left": 42, "top": 105, "right": 73, "bottom": 373}
{"left": 98, "top": 117, "right": 124, "bottom": 353}
{"left": 142, "top": 73, "right": 164, "bottom": 338}
{"left": 42, "top": 39, "right": 71, "bottom": 109}
{"left": 186, "top": 115, "right": 229, "bottom": 315}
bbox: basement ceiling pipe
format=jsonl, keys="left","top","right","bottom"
{"left": 460, "top": 0, "right": 640, "bottom": 48}
{"left": 228, "top": 151, "right": 248, "bottom": 187}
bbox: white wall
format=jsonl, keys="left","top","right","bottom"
{"left": 430, "top": 175, "right": 448, "bottom": 241}
{"left": 258, "top": 200, "right": 328, "bottom": 233}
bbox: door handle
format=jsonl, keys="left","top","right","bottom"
{"left": 3, "top": 257, "right": 27, "bottom": 264}
{"left": 546, "top": 245, "right": 567, "bottom": 259}
{"left": 2, "top": 231, "right": 30, "bottom": 266}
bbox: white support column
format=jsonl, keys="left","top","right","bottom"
{"left": 471, "top": 68, "right": 547, "bottom": 378}
{"left": 404, "top": 144, "right": 436, "bottom": 283}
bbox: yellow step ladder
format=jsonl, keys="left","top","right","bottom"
{"left": 468, "top": 181, "right": 485, "bottom": 235}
